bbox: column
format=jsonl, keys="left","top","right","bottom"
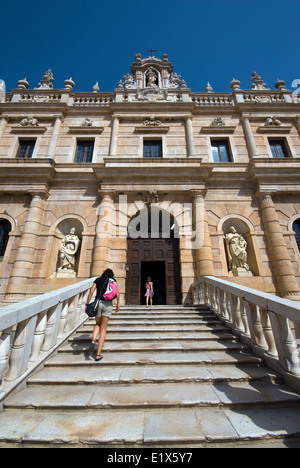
{"left": 47, "top": 116, "right": 62, "bottom": 158}
{"left": 109, "top": 115, "right": 120, "bottom": 157}
{"left": 257, "top": 191, "right": 300, "bottom": 299}
{"left": 91, "top": 192, "right": 115, "bottom": 276}
{"left": 241, "top": 116, "right": 258, "bottom": 159}
{"left": 184, "top": 116, "right": 196, "bottom": 157}
{"left": 0, "top": 116, "right": 8, "bottom": 143}
{"left": 5, "top": 191, "right": 48, "bottom": 298}
{"left": 295, "top": 117, "right": 300, "bottom": 137}
{"left": 192, "top": 191, "right": 215, "bottom": 278}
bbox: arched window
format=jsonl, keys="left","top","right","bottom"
{"left": 0, "top": 220, "right": 12, "bottom": 257}
{"left": 293, "top": 219, "right": 300, "bottom": 250}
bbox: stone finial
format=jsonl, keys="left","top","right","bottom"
{"left": 205, "top": 82, "right": 213, "bottom": 93}
{"left": 92, "top": 81, "right": 100, "bottom": 93}
{"left": 275, "top": 78, "right": 286, "bottom": 91}
{"left": 64, "top": 77, "right": 75, "bottom": 91}
{"left": 230, "top": 78, "right": 240, "bottom": 91}
{"left": 18, "top": 78, "right": 29, "bottom": 90}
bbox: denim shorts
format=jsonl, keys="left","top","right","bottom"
{"left": 95, "top": 300, "right": 113, "bottom": 318}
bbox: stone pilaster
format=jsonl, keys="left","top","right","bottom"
{"left": 91, "top": 191, "right": 115, "bottom": 277}
{"left": 5, "top": 191, "right": 48, "bottom": 299}
{"left": 192, "top": 191, "right": 215, "bottom": 278}
{"left": 257, "top": 191, "right": 300, "bottom": 299}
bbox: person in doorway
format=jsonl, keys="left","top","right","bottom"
{"left": 85, "top": 268, "right": 120, "bottom": 362}
{"left": 145, "top": 276, "right": 154, "bottom": 308}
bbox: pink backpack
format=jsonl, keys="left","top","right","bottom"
{"left": 103, "top": 279, "right": 118, "bottom": 301}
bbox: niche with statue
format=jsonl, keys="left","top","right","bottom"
{"left": 222, "top": 218, "right": 259, "bottom": 277}
{"left": 54, "top": 219, "right": 83, "bottom": 278}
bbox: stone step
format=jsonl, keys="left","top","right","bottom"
{"left": 82, "top": 319, "right": 223, "bottom": 328}
{"left": 47, "top": 349, "right": 264, "bottom": 367}
{"left": 60, "top": 339, "right": 247, "bottom": 353}
{"left": 28, "top": 364, "right": 282, "bottom": 386}
{"left": 2, "top": 304, "right": 300, "bottom": 448}
{"left": 2, "top": 406, "right": 300, "bottom": 447}
{"left": 4, "top": 381, "right": 300, "bottom": 411}
{"left": 71, "top": 331, "right": 234, "bottom": 342}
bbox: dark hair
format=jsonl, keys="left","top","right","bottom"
{"left": 102, "top": 268, "right": 115, "bottom": 280}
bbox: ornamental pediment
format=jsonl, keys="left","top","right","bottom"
{"left": 117, "top": 53, "right": 188, "bottom": 102}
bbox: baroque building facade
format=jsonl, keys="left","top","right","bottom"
{"left": 0, "top": 54, "right": 300, "bottom": 306}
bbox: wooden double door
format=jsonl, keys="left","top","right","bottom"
{"left": 126, "top": 237, "right": 182, "bottom": 305}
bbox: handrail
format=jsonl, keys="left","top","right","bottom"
{"left": 0, "top": 278, "right": 95, "bottom": 401}
{"left": 192, "top": 276, "right": 300, "bottom": 390}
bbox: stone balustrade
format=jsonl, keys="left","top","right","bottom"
{"left": 191, "top": 93, "right": 234, "bottom": 106}
{"left": 5, "top": 89, "right": 293, "bottom": 106}
{"left": 0, "top": 278, "right": 95, "bottom": 401}
{"left": 192, "top": 276, "right": 300, "bottom": 390}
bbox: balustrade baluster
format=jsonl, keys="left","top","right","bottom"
{"left": 42, "top": 303, "right": 63, "bottom": 351}
{"left": 240, "top": 298, "right": 250, "bottom": 336}
{"left": 29, "top": 310, "right": 48, "bottom": 362}
{"left": 59, "top": 300, "right": 70, "bottom": 337}
{"left": 270, "top": 314, "right": 300, "bottom": 376}
{"left": 246, "top": 302, "right": 268, "bottom": 349}
{"left": 0, "top": 328, "right": 12, "bottom": 383}
{"left": 6, "top": 316, "right": 37, "bottom": 381}
{"left": 259, "top": 308, "right": 278, "bottom": 357}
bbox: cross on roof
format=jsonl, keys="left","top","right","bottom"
{"left": 146, "top": 48, "right": 157, "bottom": 57}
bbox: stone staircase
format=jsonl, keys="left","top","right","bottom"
{"left": 1, "top": 305, "right": 300, "bottom": 447}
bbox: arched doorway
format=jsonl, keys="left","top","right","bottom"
{"left": 125, "top": 207, "right": 182, "bottom": 305}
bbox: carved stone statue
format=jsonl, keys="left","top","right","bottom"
{"left": 81, "top": 117, "right": 94, "bottom": 127}
{"left": 250, "top": 71, "right": 269, "bottom": 90}
{"left": 146, "top": 68, "right": 158, "bottom": 88}
{"left": 265, "top": 115, "right": 281, "bottom": 127}
{"left": 20, "top": 115, "right": 39, "bottom": 126}
{"left": 57, "top": 228, "right": 80, "bottom": 276}
{"left": 224, "top": 226, "right": 252, "bottom": 277}
{"left": 36, "top": 69, "right": 55, "bottom": 90}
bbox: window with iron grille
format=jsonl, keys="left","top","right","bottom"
{"left": 0, "top": 220, "right": 11, "bottom": 257}
{"left": 143, "top": 140, "right": 162, "bottom": 158}
{"left": 16, "top": 140, "right": 36, "bottom": 159}
{"left": 75, "top": 140, "right": 94, "bottom": 163}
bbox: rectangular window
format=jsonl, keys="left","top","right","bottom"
{"left": 144, "top": 140, "right": 162, "bottom": 158}
{"left": 16, "top": 140, "right": 35, "bottom": 159}
{"left": 75, "top": 140, "right": 94, "bottom": 163}
{"left": 211, "top": 140, "right": 231, "bottom": 162}
{"left": 269, "top": 139, "right": 289, "bottom": 158}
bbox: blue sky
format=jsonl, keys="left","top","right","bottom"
{"left": 1, "top": 0, "right": 299, "bottom": 94}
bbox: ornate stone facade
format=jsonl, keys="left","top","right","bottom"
{"left": 0, "top": 53, "right": 300, "bottom": 305}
